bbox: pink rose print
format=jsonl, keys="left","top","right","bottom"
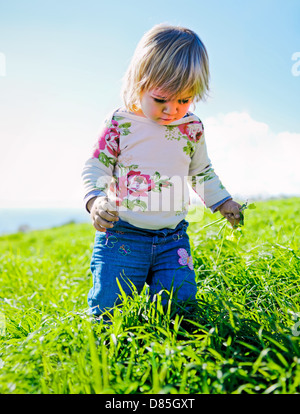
{"left": 178, "top": 248, "right": 194, "bottom": 270}
{"left": 178, "top": 121, "right": 203, "bottom": 143}
{"left": 126, "top": 171, "right": 155, "bottom": 197}
{"left": 113, "top": 171, "right": 155, "bottom": 206}
{"left": 93, "top": 119, "right": 120, "bottom": 159}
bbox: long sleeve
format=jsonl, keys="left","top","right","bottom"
{"left": 188, "top": 123, "right": 231, "bottom": 208}
{"left": 81, "top": 114, "right": 120, "bottom": 205}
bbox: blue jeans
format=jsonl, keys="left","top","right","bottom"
{"left": 88, "top": 218, "right": 197, "bottom": 316}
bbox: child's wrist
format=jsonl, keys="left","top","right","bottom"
{"left": 87, "top": 197, "right": 98, "bottom": 213}
{"left": 216, "top": 198, "right": 232, "bottom": 211}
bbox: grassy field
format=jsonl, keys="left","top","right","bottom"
{"left": 0, "top": 197, "right": 299, "bottom": 394}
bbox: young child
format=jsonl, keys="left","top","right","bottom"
{"left": 82, "top": 24, "right": 242, "bottom": 317}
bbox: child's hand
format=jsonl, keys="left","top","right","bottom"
{"left": 88, "top": 196, "right": 119, "bottom": 232}
{"left": 217, "top": 199, "right": 243, "bottom": 228}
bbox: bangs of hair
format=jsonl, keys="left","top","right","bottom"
{"left": 122, "top": 24, "right": 210, "bottom": 111}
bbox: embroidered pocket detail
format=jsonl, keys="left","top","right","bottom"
{"left": 105, "top": 234, "right": 118, "bottom": 248}
{"left": 177, "top": 248, "right": 194, "bottom": 270}
{"left": 119, "top": 244, "right": 131, "bottom": 256}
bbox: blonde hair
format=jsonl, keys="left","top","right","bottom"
{"left": 122, "top": 23, "right": 210, "bottom": 112}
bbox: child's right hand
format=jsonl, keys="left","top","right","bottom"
{"left": 88, "top": 196, "right": 119, "bottom": 232}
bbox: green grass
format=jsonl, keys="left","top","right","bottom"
{"left": 0, "top": 197, "right": 299, "bottom": 394}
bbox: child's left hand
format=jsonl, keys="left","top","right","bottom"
{"left": 217, "top": 199, "right": 243, "bottom": 228}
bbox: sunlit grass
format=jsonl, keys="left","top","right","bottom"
{"left": 0, "top": 198, "right": 299, "bottom": 394}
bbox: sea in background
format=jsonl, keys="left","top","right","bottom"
{"left": 0, "top": 208, "right": 91, "bottom": 236}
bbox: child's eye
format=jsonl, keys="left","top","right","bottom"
{"left": 178, "top": 99, "right": 190, "bottom": 104}
{"left": 152, "top": 97, "right": 190, "bottom": 104}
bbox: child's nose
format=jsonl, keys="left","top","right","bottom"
{"left": 163, "top": 102, "right": 178, "bottom": 115}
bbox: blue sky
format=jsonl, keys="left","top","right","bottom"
{"left": 0, "top": 0, "right": 299, "bottom": 207}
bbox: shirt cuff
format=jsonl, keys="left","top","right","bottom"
{"left": 209, "top": 196, "right": 232, "bottom": 213}
{"left": 84, "top": 190, "right": 107, "bottom": 212}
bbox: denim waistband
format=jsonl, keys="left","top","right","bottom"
{"left": 111, "top": 218, "right": 189, "bottom": 237}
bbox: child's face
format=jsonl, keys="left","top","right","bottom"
{"left": 136, "top": 89, "right": 193, "bottom": 125}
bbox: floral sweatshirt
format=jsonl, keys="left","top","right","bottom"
{"left": 82, "top": 108, "right": 231, "bottom": 230}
